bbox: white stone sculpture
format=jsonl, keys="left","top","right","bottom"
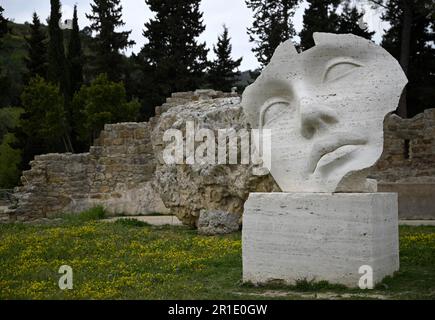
{"left": 242, "top": 33, "right": 408, "bottom": 193}
{"left": 242, "top": 33, "right": 407, "bottom": 287}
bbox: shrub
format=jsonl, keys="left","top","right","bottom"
{"left": 0, "top": 133, "right": 22, "bottom": 188}
{"left": 114, "top": 219, "right": 151, "bottom": 228}
{"left": 0, "top": 107, "right": 23, "bottom": 188}
{"left": 72, "top": 74, "right": 140, "bottom": 145}
{"left": 63, "top": 206, "right": 107, "bottom": 223}
{"left": 20, "top": 76, "right": 68, "bottom": 152}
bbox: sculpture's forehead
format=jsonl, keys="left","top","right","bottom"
{"left": 241, "top": 33, "right": 408, "bottom": 130}
{"left": 263, "top": 40, "right": 385, "bottom": 84}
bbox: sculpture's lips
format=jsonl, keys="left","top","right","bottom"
{"left": 308, "top": 133, "right": 367, "bottom": 173}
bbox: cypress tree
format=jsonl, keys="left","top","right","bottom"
{"left": 25, "top": 12, "right": 48, "bottom": 81}
{"left": 208, "top": 25, "right": 243, "bottom": 92}
{"left": 140, "top": 0, "right": 209, "bottom": 111}
{"left": 86, "top": 0, "right": 134, "bottom": 81}
{"left": 246, "top": 0, "right": 299, "bottom": 67}
{"left": 47, "top": 0, "right": 68, "bottom": 88}
{"left": 299, "top": 0, "right": 341, "bottom": 51}
{"left": 66, "top": 5, "right": 84, "bottom": 151}
{"left": 67, "top": 5, "right": 83, "bottom": 95}
{"left": 47, "top": 0, "right": 73, "bottom": 152}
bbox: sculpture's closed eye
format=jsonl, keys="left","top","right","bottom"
{"left": 323, "top": 59, "right": 363, "bottom": 83}
{"left": 260, "top": 98, "right": 290, "bottom": 128}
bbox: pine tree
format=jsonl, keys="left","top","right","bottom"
{"left": 299, "top": 0, "right": 341, "bottom": 51}
{"left": 67, "top": 5, "right": 83, "bottom": 95}
{"left": 246, "top": 0, "right": 299, "bottom": 67}
{"left": 380, "top": 0, "right": 434, "bottom": 117}
{"left": 25, "top": 12, "right": 47, "bottom": 81}
{"left": 86, "top": 0, "right": 134, "bottom": 81}
{"left": 124, "top": 53, "right": 144, "bottom": 102}
{"left": 337, "top": 3, "right": 375, "bottom": 40}
{"left": 208, "top": 25, "right": 243, "bottom": 92}
{"left": 140, "top": 0, "right": 209, "bottom": 111}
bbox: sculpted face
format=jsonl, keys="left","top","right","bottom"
{"left": 242, "top": 33, "right": 408, "bottom": 192}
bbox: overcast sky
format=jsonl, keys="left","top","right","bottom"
{"left": 2, "top": 0, "right": 389, "bottom": 71}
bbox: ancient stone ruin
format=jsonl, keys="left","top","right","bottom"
{"left": 375, "top": 109, "right": 435, "bottom": 182}
{"left": 374, "top": 109, "right": 435, "bottom": 220}
{"left": 12, "top": 122, "right": 168, "bottom": 221}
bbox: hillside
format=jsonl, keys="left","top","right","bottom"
{"left": 0, "top": 21, "right": 96, "bottom": 107}
{"left": 0, "top": 22, "right": 30, "bottom": 106}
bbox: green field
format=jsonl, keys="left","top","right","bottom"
{"left": 0, "top": 210, "right": 434, "bottom": 300}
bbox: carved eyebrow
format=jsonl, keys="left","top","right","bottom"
{"left": 259, "top": 97, "right": 290, "bottom": 129}
{"left": 322, "top": 57, "right": 364, "bottom": 83}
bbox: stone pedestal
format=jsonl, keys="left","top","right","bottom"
{"left": 242, "top": 193, "right": 399, "bottom": 287}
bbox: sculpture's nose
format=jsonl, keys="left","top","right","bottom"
{"left": 299, "top": 97, "right": 338, "bottom": 139}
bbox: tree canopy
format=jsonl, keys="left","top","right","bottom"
{"left": 246, "top": 0, "right": 299, "bottom": 66}
{"left": 140, "top": 0, "right": 209, "bottom": 110}
{"left": 86, "top": 0, "right": 135, "bottom": 81}
{"left": 25, "top": 12, "right": 47, "bottom": 81}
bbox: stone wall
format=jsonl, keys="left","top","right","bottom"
{"left": 11, "top": 122, "right": 168, "bottom": 222}
{"left": 372, "top": 109, "right": 435, "bottom": 219}
{"left": 151, "top": 94, "right": 278, "bottom": 227}
{"left": 373, "top": 109, "right": 435, "bottom": 183}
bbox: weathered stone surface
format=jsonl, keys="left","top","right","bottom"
{"left": 197, "top": 210, "right": 241, "bottom": 235}
{"left": 0, "top": 211, "right": 10, "bottom": 223}
{"left": 372, "top": 109, "right": 435, "bottom": 184}
{"left": 242, "top": 192, "right": 400, "bottom": 287}
{"left": 370, "top": 109, "right": 435, "bottom": 219}
{"left": 155, "top": 89, "right": 238, "bottom": 116}
{"left": 242, "top": 33, "right": 408, "bottom": 193}
{"left": 151, "top": 95, "right": 279, "bottom": 227}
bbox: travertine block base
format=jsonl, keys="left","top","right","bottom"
{"left": 242, "top": 193, "right": 399, "bottom": 287}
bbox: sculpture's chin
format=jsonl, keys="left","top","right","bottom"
{"left": 319, "top": 145, "right": 382, "bottom": 193}
{"left": 271, "top": 144, "right": 382, "bottom": 193}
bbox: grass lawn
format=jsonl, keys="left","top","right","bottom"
{"left": 0, "top": 211, "right": 434, "bottom": 300}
